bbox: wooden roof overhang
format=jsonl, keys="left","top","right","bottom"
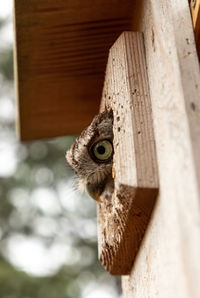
{"left": 14, "top": 0, "right": 141, "bottom": 141}
{"left": 14, "top": 1, "right": 200, "bottom": 141}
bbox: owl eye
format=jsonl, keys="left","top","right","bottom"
{"left": 91, "top": 140, "right": 113, "bottom": 162}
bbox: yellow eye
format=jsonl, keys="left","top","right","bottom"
{"left": 91, "top": 140, "right": 113, "bottom": 162}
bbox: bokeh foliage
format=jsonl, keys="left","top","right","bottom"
{"left": 0, "top": 17, "right": 121, "bottom": 298}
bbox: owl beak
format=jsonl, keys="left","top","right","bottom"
{"left": 86, "top": 181, "right": 106, "bottom": 202}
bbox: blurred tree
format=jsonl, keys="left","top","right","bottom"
{"left": 0, "top": 17, "right": 6, "bottom": 29}
{"left": 0, "top": 17, "right": 121, "bottom": 298}
{"left": 0, "top": 47, "right": 13, "bottom": 80}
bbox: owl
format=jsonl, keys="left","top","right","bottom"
{"left": 66, "top": 109, "right": 114, "bottom": 202}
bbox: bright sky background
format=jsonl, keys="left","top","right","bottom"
{"left": 0, "top": 0, "right": 12, "bottom": 18}
{"left": 0, "top": 0, "right": 15, "bottom": 177}
{"left": 0, "top": 0, "right": 13, "bottom": 45}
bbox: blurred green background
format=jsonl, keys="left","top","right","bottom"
{"left": 0, "top": 2, "right": 121, "bottom": 297}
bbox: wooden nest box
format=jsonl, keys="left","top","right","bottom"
{"left": 14, "top": 1, "right": 200, "bottom": 297}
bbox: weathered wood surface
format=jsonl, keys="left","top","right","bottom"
{"left": 190, "top": 0, "right": 200, "bottom": 41}
{"left": 190, "top": 0, "right": 200, "bottom": 60}
{"left": 13, "top": 0, "right": 135, "bottom": 140}
{"left": 98, "top": 32, "right": 159, "bottom": 275}
{"left": 121, "top": 0, "right": 200, "bottom": 297}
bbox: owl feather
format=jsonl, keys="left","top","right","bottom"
{"left": 66, "top": 109, "right": 113, "bottom": 201}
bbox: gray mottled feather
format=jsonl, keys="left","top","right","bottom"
{"left": 66, "top": 110, "right": 113, "bottom": 191}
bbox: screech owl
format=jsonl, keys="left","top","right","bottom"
{"left": 66, "top": 109, "right": 114, "bottom": 202}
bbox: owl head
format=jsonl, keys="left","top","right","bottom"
{"left": 66, "top": 110, "right": 113, "bottom": 201}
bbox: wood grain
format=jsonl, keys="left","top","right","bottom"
{"left": 13, "top": 0, "right": 135, "bottom": 140}
{"left": 98, "top": 32, "right": 159, "bottom": 275}
{"left": 122, "top": 1, "right": 200, "bottom": 297}
{"left": 190, "top": 0, "right": 200, "bottom": 60}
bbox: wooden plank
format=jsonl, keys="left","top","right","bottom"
{"left": 121, "top": 0, "right": 200, "bottom": 297}
{"left": 190, "top": 0, "right": 200, "bottom": 60}
{"left": 13, "top": 0, "right": 135, "bottom": 140}
{"left": 190, "top": 0, "right": 200, "bottom": 41}
{"left": 98, "top": 32, "right": 158, "bottom": 275}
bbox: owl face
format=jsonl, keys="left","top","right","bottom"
{"left": 66, "top": 110, "right": 113, "bottom": 201}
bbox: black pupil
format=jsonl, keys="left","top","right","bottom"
{"left": 97, "top": 145, "right": 105, "bottom": 155}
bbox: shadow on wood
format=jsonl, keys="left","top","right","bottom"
{"left": 98, "top": 185, "right": 158, "bottom": 275}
